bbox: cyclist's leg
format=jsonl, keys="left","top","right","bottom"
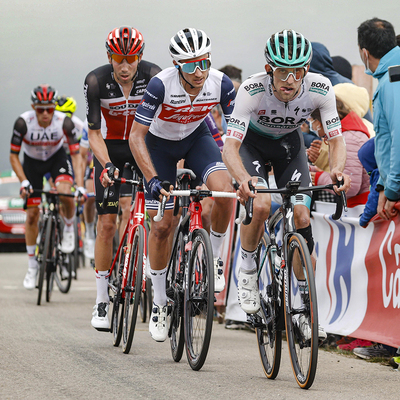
{"left": 235, "top": 140, "right": 270, "bottom": 313}
{"left": 144, "top": 132, "right": 182, "bottom": 341}
{"left": 118, "top": 163, "right": 134, "bottom": 239}
{"left": 22, "top": 155, "right": 44, "bottom": 289}
{"left": 83, "top": 169, "right": 96, "bottom": 259}
{"left": 50, "top": 149, "right": 76, "bottom": 253}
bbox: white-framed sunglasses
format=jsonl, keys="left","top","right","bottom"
{"left": 176, "top": 58, "right": 211, "bottom": 74}
{"left": 271, "top": 66, "right": 306, "bottom": 81}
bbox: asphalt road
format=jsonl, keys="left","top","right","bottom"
{"left": 0, "top": 252, "right": 398, "bottom": 400}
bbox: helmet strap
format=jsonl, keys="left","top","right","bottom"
{"left": 178, "top": 67, "right": 195, "bottom": 89}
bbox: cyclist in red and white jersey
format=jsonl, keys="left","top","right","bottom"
{"left": 10, "top": 84, "right": 80, "bottom": 290}
{"left": 84, "top": 26, "right": 161, "bottom": 331}
{"left": 223, "top": 30, "right": 350, "bottom": 338}
{"left": 129, "top": 28, "right": 236, "bottom": 342}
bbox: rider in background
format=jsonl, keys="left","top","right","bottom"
{"left": 10, "top": 84, "right": 80, "bottom": 289}
{"left": 223, "top": 30, "right": 350, "bottom": 339}
{"left": 129, "top": 28, "right": 236, "bottom": 342}
{"left": 84, "top": 26, "right": 161, "bottom": 331}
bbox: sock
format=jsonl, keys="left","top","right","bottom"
{"left": 64, "top": 216, "right": 75, "bottom": 233}
{"left": 240, "top": 247, "right": 257, "bottom": 273}
{"left": 27, "top": 244, "right": 38, "bottom": 270}
{"left": 86, "top": 222, "right": 95, "bottom": 240}
{"left": 95, "top": 269, "right": 109, "bottom": 304}
{"left": 210, "top": 228, "right": 226, "bottom": 259}
{"left": 150, "top": 266, "right": 168, "bottom": 306}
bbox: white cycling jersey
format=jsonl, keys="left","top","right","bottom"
{"left": 63, "top": 114, "right": 84, "bottom": 154}
{"left": 226, "top": 71, "right": 342, "bottom": 142}
{"left": 16, "top": 110, "right": 67, "bottom": 160}
{"left": 134, "top": 67, "right": 235, "bottom": 141}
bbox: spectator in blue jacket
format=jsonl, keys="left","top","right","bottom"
{"left": 358, "top": 138, "right": 379, "bottom": 227}
{"left": 358, "top": 18, "right": 400, "bottom": 220}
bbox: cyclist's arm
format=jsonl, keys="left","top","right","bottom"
{"left": 130, "top": 76, "right": 165, "bottom": 182}
{"left": 10, "top": 117, "right": 28, "bottom": 184}
{"left": 63, "top": 117, "right": 81, "bottom": 186}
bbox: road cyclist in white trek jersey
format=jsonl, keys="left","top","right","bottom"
{"left": 222, "top": 30, "right": 351, "bottom": 340}
{"left": 129, "top": 28, "right": 236, "bottom": 342}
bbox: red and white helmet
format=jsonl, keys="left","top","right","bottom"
{"left": 31, "top": 84, "right": 57, "bottom": 105}
{"left": 105, "top": 26, "right": 145, "bottom": 56}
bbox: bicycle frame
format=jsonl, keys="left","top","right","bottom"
{"left": 108, "top": 178, "right": 147, "bottom": 299}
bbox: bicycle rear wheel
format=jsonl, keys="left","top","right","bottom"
{"left": 256, "top": 233, "right": 282, "bottom": 380}
{"left": 184, "top": 228, "right": 214, "bottom": 371}
{"left": 37, "top": 218, "right": 52, "bottom": 306}
{"left": 122, "top": 224, "right": 144, "bottom": 354}
{"left": 284, "top": 233, "right": 318, "bottom": 389}
{"left": 54, "top": 251, "right": 72, "bottom": 294}
{"left": 167, "top": 228, "right": 185, "bottom": 362}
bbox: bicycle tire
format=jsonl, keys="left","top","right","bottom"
{"left": 54, "top": 222, "right": 75, "bottom": 294}
{"left": 122, "top": 224, "right": 144, "bottom": 354}
{"left": 37, "top": 218, "right": 52, "bottom": 306}
{"left": 256, "top": 233, "right": 282, "bottom": 380}
{"left": 284, "top": 233, "right": 318, "bottom": 389}
{"left": 184, "top": 228, "right": 214, "bottom": 371}
{"left": 111, "top": 262, "right": 125, "bottom": 347}
{"left": 140, "top": 220, "right": 150, "bottom": 323}
{"left": 167, "top": 228, "right": 185, "bottom": 363}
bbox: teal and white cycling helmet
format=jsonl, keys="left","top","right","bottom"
{"left": 265, "top": 30, "right": 312, "bottom": 68}
{"left": 169, "top": 28, "right": 211, "bottom": 61}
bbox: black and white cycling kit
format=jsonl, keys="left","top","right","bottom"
{"left": 134, "top": 66, "right": 236, "bottom": 209}
{"left": 226, "top": 71, "right": 342, "bottom": 206}
{"left": 10, "top": 110, "right": 78, "bottom": 205}
{"left": 84, "top": 60, "right": 161, "bottom": 213}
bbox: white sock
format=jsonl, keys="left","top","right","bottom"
{"left": 95, "top": 269, "right": 109, "bottom": 304}
{"left": 240, "top": 247, "right": 257, "bottom": 273}
{"left": 150, "top": 266, "right": 168, "bottom": 306}
{"left": 26, "top": 244, "right": 38, "bottom": 270}
{"left": 86, "top": 222, "right": 95, "bottom": 240}
{"left": 210, "top": 228, "right": 226, "bottom": 259}
{"left": 64, "top": 216, "right": 75, "bottom": 233}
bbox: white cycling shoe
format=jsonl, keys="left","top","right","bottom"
{"left": 149, "top": 302, "right": 169, "bottom": 342}
{"left": 23, "top": 268, "right": 38, "bottom": 290}
{"left": 237, "top": 269, "right": 260, "bottom": 314}
{"left": 214, "top": 257, "right": 225, "bottom": 293}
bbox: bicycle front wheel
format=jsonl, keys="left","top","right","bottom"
{"left": 37, "top": 218, "right": 52, "bottom": 306}
{"left": 167, "top": 227, "right": 185, "bottom": 363}
{"left": 54, "top": 252, "right": 72, "bottom": 294}
{"left": 184, "top": 228, "right": 214, "bottom": 371}
{"left": 284, "top": 233, "right": 318, "bottom": 389}
{"left": 122, "top": 224, "right": 144, "bottom": 354}
{"left": 256, "top": 233, "right": 282, "bottom": 380}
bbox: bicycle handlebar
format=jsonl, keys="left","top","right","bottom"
{"left": 154, "top": 183, "right": 238, "bottom": 222}
{"left": 101, "top": 176, "right": 141, "bottom": 210}
{"left": 237, "top": 180, "right": 347, "bottom": 225}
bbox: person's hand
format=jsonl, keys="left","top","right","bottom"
{"left": 75, "top": 186, "right": 88, "bottom": 204}
{"left": 99, "top": 162, "right": 119, "bottom": 188}
{"left": 306, "top": 139, "right": 322, "bottom": 164}
{"left": 19, "top": 179, "right": 32, "bottom": 199}
{"left": 237, "top": 177, "right": 257, "bottom": 205}
{"left": 310, "top": 171, "right": 316, "bottom": 185}
{"left": 148, "top": 176, "right": 173, "bottom": 202}
{"left": 301, "top": 122, "right": 310, "bottom": 133}
{"left": 377, "top": 191, "right": 398, "bottom": 220}
{"left": 329, "top": 170, "right": 351, "bottom": 194}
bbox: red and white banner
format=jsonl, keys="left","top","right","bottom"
{"left": 312, "top": 203, "right": 400, "bottom": 348}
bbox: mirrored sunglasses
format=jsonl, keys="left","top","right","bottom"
{"left": 36, "top": 106, "right": 55, "bottom": 114}
{"left": 111, "top": 53, "right": 140, "bottom": 64}
{"left": 176, "top": 58, "right": 211, "bottom": 74}
{"left": 271, "top": 66, "right": 305, "bottom": 82}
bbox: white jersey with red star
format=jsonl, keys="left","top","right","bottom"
{"left": 226, "top": 71, "right": 342, "bottom": 142}
{"left": 134, "top": 67, "right": 235, "bottom": 140}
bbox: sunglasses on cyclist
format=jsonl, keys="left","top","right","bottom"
{"left": 271, "top": 66, "right": 306, "bottom": 82}
{"left": 35, "top": 106, "right": 55, "bottom": 114}
{"left": 176, "top": 58, "right": 211, "bottom": 74}
{"left": 111, "top": 53, "right": 140, "bottom": 64}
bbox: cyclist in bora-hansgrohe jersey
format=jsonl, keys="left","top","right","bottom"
{"left": 84, "top": 26, "right": 161, "bottom": 331}
{"left": 129, "top": 28, "right": 236, "bottom": 342}
{"left": 222, "top": 30, "right": 351, "bottom": 339}
{"left": 10, "top": 84, "right": 80, "bottom": 290}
